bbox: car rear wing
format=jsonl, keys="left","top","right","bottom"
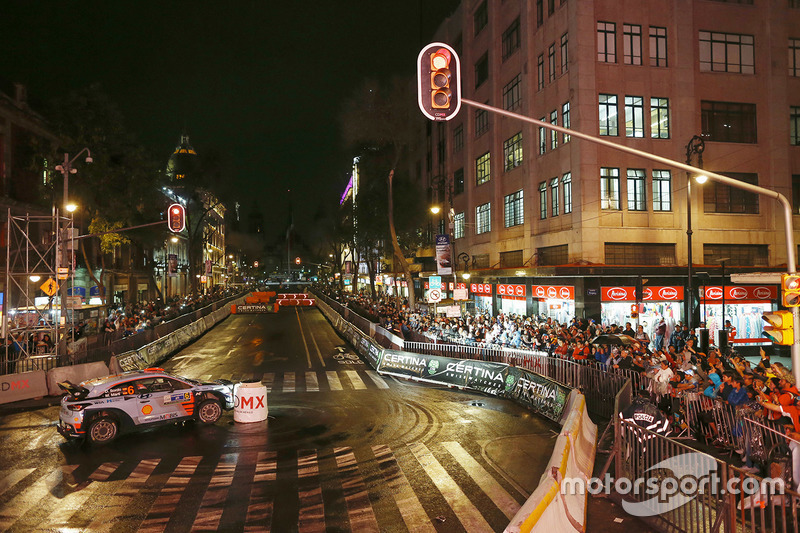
{"left": 57, "top": 381, "right": 90, "bottom": 400}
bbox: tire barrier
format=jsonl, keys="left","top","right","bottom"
{"left": 233, "top": 382, "right": 268, "bottom": 423}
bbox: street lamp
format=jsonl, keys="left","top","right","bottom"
{"left": 685, "top": 135, "right": 705, "bottom": 332}
{"left": 458, "top": 252, "right": 470, "bottom": 281}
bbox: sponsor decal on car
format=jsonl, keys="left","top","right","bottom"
{"left": 164, "top": 391, "right": 192, "bottom": 405}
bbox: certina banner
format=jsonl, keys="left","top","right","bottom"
{"left": 233, "top": 304, "right": 276, "bottom": 313}
{"left": 378, "top": 350, "right": 569, "bottom": 420}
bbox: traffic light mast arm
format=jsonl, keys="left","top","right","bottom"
{"left": 460, "top": 97, "right": 800, "bottom": 382}
{"left": 73, "top": 220, "right": 169, "bottom": 240}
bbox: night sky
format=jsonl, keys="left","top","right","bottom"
{"left": 0, "top": 1, "right": 460, "bottom": 242}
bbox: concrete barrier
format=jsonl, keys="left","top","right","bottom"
{"left": 0, "top": 370, "right": 49, "bottom": 405}
{"left": 46, "top": 361, "right": 110, "bottom": 396}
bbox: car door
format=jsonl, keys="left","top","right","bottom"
{"left": 132, "top": 377, "right": 181, "bottom": 424}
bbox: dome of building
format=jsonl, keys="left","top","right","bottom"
{"left": 166, "top": 133, "right": 198, "bottom": 182}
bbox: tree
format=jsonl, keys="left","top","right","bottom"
{"left": 339, "top": 76, "right": 425, "bottom": 308}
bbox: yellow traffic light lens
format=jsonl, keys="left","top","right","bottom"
{"left": 431, "top": 69, "right": 451, "bottom": 90}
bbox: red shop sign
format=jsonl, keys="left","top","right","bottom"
{"left": 601, "top": 286, "right": 685, "bottom": 301}
{"left": 532, "top": 285, "right": 575, "bottom": 300}
{"left": 470, "top": 283, "right": 493, "bottom": 295}
{"left": 497, "top": 284, "right": 526, "bottom": 297}
{"left": 448, "top": 282, "right": 466, "bottom": 291}
{"left": 701, "top": 285, "right": 777, "bottom": 301}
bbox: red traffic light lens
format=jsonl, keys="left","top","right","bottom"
{"left": 431, "top": 49, "right": 451, "bottom": 70}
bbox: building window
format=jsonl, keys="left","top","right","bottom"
{"left": 502, "top": 17, "right": 521, "bottom": 61}
{"left": 562, "top": 102, "right": 571, "bottom": 143}
{"left": 562, "top": 172, "right": 572, "bottom": 214}
{"left": 551, "top": 177, "right": 559, "bottom": 216}
{"left": 649, "top": 26, "right": 668, "bottom": 67}
{"left": 500, "top": 250, "right": 524, "bottom": 268}
{"left": 538, "top": 122, "right": 547, "bottom": 155}
{"left": 474, "top": 1, "right": 488, "bottom": 36}
{"left": 550, "top": 110, "right": 558, "bottom": 150}
{"left": 790, "top": 38, "right": 800, "bottom": 76}
{"left": 503, "top": 132, "right": 523, "bottom": 171}
{"left": 538, "top": 244, "right": 568, "bottom": 266}
{"left": 605, "top": 243, "right": 676, "bottom": 265}
{"left": 536, "top": 0, "right": 543, "bottom": 26}
{"left": 548, "top": 44, "right": 556, "bottom": 81}
{"left": 599, "top": 94, "right": 619, "bottom": 136}
{"left": 792, "top": 106, "right": 800, "bottom": 145}
{"left": 652, "top": 170, "right": 672, "bottom": 211}
{"left": 623, "top": 24, "right": 642, "bottom": 65}
{"left": 701, "top": 100, "right": 757, "bottom": 143}
{"left": 704, "top": 172, "right": 759, "bottom": 213}
{"left": 503, "top": 74, "right": 522, "bottom": 110}
{"left": 539, "top": 182, "right": 548, "bottom": 219}
{"left": 454, "top": 211, "right": 465, "bottom": 239}
{"left": 699, "top": 31, "right": 755, "bottom": 74}
{"left": 475, "top": 52, "right": 489, "bottom": 88}
{"left": 453, "top": 124, "right": 464, "bottom": 152}
{"left": 651, "top": 97, "right": 670, "bottom": 139}
{"left": 625, "top": 96, "right": 645, "bottom": 138}
{"left": 627, "top": 169, "right": 646, "bottom": 211}
{"left": 475, "top": 108, "right": 489, "bottom": 137}
{"left": 560, "top": 33, "right": 569, "bottom": 73}
{"left": 597, "top": 22, "right": 617, "bottom": 63}
{"left": 504, "top": 190, "right": 524, "bottom": 227}
{"left": 703, "top": 244, "right": 768, "bottom": 267}
{"left": 537, "top": 54, "right": 545, "bottom": 90}
{"left": 601, "top": 167, "right": 621, "bottom": 210}
{"left": 476, "top": 202, "right": 491, "bottom": 234}
{"left": 793, "top": 175, "right": 800, "bottom": 214}
{"left": 476, "top": 152, "right": 491, "bottom": 185}
{"left": 453, "top": 168, "right": 465, "bottom": 196}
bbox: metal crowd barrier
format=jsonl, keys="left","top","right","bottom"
{"left": 616, "top": 418, "right": 800, "bottom": 533}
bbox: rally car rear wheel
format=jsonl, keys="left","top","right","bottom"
{"left": 198, "top": 399, "right": 222, "bottom": 424}
{"left": 88, "top": 416, "right": 118, "bottom": 444}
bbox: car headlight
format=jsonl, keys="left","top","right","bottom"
{"left": 66, "top": 403, "right": 88, "bottom": 412}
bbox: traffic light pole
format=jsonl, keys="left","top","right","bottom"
{"left": 460, "top": 98, "right": 800, "bottom": 384}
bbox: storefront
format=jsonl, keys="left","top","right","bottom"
{"left": 699, "top": 285, "right": 776, "bottom": 345}
{"left": 497, "top": 283, "right": 527, "bottom": 316}
{"left": 601, "top": 286, "right": 684, "bottom": 342}
{"left": 532, "top": 285, "right": 574, "bottom": 324}
{"left": 470, "top": 283, "right": 493, "bottom": 314}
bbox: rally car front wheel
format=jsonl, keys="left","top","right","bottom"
{"left": 198, "top": 399, "right": 222, "bottom": 424}
{"left": 88, "top": 416, "right": 118, "bottom": 445}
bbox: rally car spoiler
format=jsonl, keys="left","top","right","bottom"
{"left": 57, "top": 381, "right": 90, "bottom": 400}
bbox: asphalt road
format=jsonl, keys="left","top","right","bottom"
{"left": 0, "top": 307, "right": 560, "bottom": 532}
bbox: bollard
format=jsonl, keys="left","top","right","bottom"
{"left": 233, "top": 381, "right": 268, "bottom": 423}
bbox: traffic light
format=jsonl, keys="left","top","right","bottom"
{"left": 167, "top": 203, "right": 185, "bottom": 233}
{"left": 295, "top": 257, "right": 301, "bottom": 265}
{"left": 417, "top": 42, "right": 461, "bottom": 121}
{"left": 783, "top": 274, "right": 800, "bottom": 307}
{"left": 763, "top": 310, "right": 794, "bottom": 345}
{"left": 630, "top": 303, "right": 638, "bottom": 319}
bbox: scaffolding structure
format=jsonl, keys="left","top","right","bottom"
{"left": 3, "top": 208, "right": 73, "bottom": 374}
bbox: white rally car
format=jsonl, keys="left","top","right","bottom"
{"left": 57, "top": 368, "right": 234, "bottom": 445}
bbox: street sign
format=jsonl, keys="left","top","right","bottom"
{"left": 40, "top": 278, "right": 59, "bottom": 296}
{"left": 429, "top": 276, "right": 442, "bottom": 290}
{"left": 57, "top": 267, "right": 69, "bottom": 280}
{"left": 454, "top": 288, "right": 468, "bottom": 301}
{"left": 428, "top": 288, "right": 442, "bottom": 303}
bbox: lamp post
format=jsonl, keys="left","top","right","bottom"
{"left": 430, "top": 175, "right": 457, "bottom": 296}
{"left": 685, "top": 135, "right": 705, "bottom": 332}
{"left": 54, "top": 148, "right": 92, "bottom": 358}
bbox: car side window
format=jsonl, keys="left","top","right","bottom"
{"left": 149, "top": 378, "right": 173, "bottom": 393}
{"left": 167, "top": 378, "right": 192, "bottom": 390}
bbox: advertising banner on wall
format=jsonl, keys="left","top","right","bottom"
{"left": 504, "top": 368, "right": 571, "bottom": 422}
{"left": 435, "top": 234, "right": 452, "bottom": 275}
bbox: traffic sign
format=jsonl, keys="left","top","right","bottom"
{"left": 57, "top": 267, "right": 69, "bottom": 280}
{"left": 429, "top": 276, "right": 442, "bottom": 290}
{"left": 428, "top": 288, "right": 442, "bottom": 303}
{"left": 40, "top": 278, "right": 59, "bottom": 296}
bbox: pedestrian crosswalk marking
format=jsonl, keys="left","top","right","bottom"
{"left": 334, "top": 447, "right": 380, "bottom": 531}
{"left": 372, "top": 445, "right": 436, "bottom": 533}
{"left": 366, "top": 371, "right": 390, "bottom": 389}
{"left": 442, "top": 441, "right": 521, "bottom": 519}
{"left": 139, "top": 456, "right": 201, "bottom": 533}
{"left": 0, "top": 441, "right": 526, "bottom": 531}
{"left": 0, "top": 468, "right": 34, "bottom": 498}
{"left": 261, "top": 372, "right": 274, "bottom": 392}
{"left": 326, "top": 371, "right": 343, "bottom": 391}
{"left": 344, "top": 370, "right": 367, "bottom": 390}
{"left": 298, "top": 450, "right": 325, "bottom": 532}
{"left": 193, "top": 453, "right": 238, "bottom": 531}
{"left": 409, "top": 442, "right": 494, "bottom": 532}
{"left": 245, "top": 451, "right": 277, "bottom": 531}
{"left": 305, "top": 372, "right": 319, "bottom": 392}
{"left": 283, "top": 372, "right": 296, "bottom": 393}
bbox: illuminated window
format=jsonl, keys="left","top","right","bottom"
{"left": 476, "top": 152, "right": 491, "bottom": 185}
